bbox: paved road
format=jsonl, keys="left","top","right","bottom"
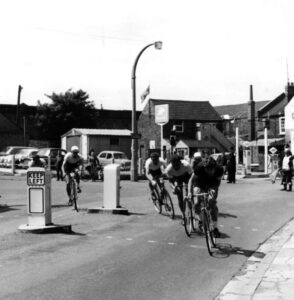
{"left": 0, "top": 175, "right": 293, "bottom": 299}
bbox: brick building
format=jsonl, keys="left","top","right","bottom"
{"left": 137, "top": 98, "right": 234, "bottom": 162}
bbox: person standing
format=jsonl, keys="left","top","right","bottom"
{"left": 281, "top": 149, "right": 293, "bottom": 191}
{"left": 55, "top": 150, "right": 64, "bottom": 181}
{"left": 227, "top": 147, "right": 236, "bottom": 183}
{"left": 87, "top": 149, "right": 100, "bottom": 181}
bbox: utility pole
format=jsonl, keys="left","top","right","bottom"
{"left": 16, "top": 85, "right": 23, "bottom": 126}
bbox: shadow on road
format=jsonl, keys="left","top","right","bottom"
{"left": 213, "top": 243, "right": 265, "bottom": 259}
{"left": 219, "top": 212, "right": 238, "bottom": 219}
{"left": 0, "top": 205, "right": 22, "bottom": 213}
{"left": 128, "top": 212, "right": 147, "bottom": 216}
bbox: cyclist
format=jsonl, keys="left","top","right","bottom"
{"left": 145, "top": 152, "right": 166, "bottom": 200}
{"left": 188, "top": 156, "right": 223, "bottom": 238}
{"left": 166, "top": 154, "right": 193, "bottom": 220}
{"left": 62, "top": 146, "right": 84, "bottom": 203}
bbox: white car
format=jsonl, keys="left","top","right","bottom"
{"left": 97, "top": 151, "right": 131, "bottom": 171}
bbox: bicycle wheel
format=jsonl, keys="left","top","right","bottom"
{"left": 183, "top": 198, "right": 193, "bottom": 237}
{"left": 190, "top": 198, "right": 198, "bottom": 232}
{"left": 161, "top": 190, "right": 175, "bottom": 219}
{"left": 68, "top": 180, "right": 74, "bottom": 206}
{"left": 72, "top": 181, "right": 79, "bottom": 212}
{"left": 202, "top": 209, "right": 215, "bottom": 256}
{"left": 152, "top": 190, "right": 162, "bottom": 214}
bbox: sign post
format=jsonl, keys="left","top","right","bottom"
{"left": 155, "top": 104, "right": 169, "bottom": 158}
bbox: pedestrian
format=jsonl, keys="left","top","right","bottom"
{"left": 281, "top": 149, "right": 293, "bottom": 191}
{"left": 217, "top": 152, "right": 227, "bottom": 180}
{"left": 55, "top": 150, "right": 64, "bottom": 181}
{"left": 28, "top": 154, "right": 46, "bottom": 168}
{"left": 86, "top": 149, "right": 100, "bottom": 181}
{"left": 227, "top": 147, "right": 236, "bottom": 183}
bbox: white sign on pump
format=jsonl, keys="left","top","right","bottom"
{"left": 155, "top": 104, "right": 169, "bottom": 125}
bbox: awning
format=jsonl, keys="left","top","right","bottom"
{"left": 246, "top": 137, "right": 285, "bottom": 147}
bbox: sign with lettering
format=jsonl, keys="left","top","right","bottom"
{"left": 155, "top": 104, "right": 169, "bottom": 125}
{"left": 27, "top": 171, "right": 45, "bottom": 186}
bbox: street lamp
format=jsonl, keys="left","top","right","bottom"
{"left": 131, "top": 41, "right": 163, "bottom": 181}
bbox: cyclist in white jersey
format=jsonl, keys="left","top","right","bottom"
{"left": 166, "top": 154, "right": 193, "bottom": 218}
{"left": 145, "top": 152, "right": 166, "bottom": 200}
{"left": 62, "top": 146, "right": 84, "bottom": 202}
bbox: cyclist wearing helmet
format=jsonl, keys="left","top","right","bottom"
{"left": 188, "top": 156, "right": 223, "bottom": 237}
{"left": 145, "top": 152, "right": 166, "bottom": 200}
{"left": 62, "top": 146, "right": 84, "bottom": 202}
{"left": 166, "top": 154, "right": 193, "bottom": 219}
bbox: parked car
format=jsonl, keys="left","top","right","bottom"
{"left": 16, "top": 148, "right": 39, "bottom": 169}
{"left": 0, "top": 146, "right": 38, "bottom": 168}
{"left": 36, "top": 148, "right": 67, "bottom": 169}
{"left": 97, "top": 151, "right": 131, "bottom": 171}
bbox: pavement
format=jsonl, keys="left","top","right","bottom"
{"left": 2, "top": 167, "right": 294, "bottom": 299}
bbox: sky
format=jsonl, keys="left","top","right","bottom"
{"left": 1, "top": 0, "right": 294, "bottom": 111}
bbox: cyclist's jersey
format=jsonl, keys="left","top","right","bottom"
{"left": 166, "top": 160, "right": 192, "bottom": 184}
{"left": 192, "top": 164, "right": 223, "bottom": 191}
{"left": 63, "top": 153, "right": 84, "bottom": 173}
{"left": 145, "top": 157, "right": 166, "bottom": 178}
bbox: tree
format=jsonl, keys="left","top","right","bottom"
{"left": 35, "top": 89, "right": 97, "bottom": 141}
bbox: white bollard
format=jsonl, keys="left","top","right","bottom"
{"left": 104, "top": 164, "right": 120, "bottom": 208}
{"left": 87, "top": 163, "right": 128, "bottom": 215}
{"left": 11, "top": 155, "right": 15, "bottom": 174}
{"left": 18, "top": 167, "right": 71, "bottom": 233}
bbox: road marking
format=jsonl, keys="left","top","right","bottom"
{"left": 168, "top": 242, "right": 175, "bottom": 245}
{"left": 251, "top": 228, "right": 258, "bottom": 231}
{"left": 148, "top": 240, "right": 157, "bottom": 243}
{"left": 234, "top": 226, "right": 241, "bottom": 230}
{"left": 219, "top": 224, "right": 224, "bottom": 228}
{"left": 126, "top": 238, "right": 133, "bottom": 241}
{"left": 106, "top": 236, "right": 113, "bottom": 239}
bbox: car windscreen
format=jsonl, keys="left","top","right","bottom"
{"left": 10, "top": 148, "right": 24, "bottom": 155}
{"left": 113, "top": 153, "right": 128, "bottom": 159}
{"left": 37, "top": 149, "right": 49, "bottom": 156}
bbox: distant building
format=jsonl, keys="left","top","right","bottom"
{"left": 137, "top": 98, "right": 233, "bottom": 162}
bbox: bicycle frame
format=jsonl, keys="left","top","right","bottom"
{"left": 69, "top": 172, "right": 79, "bottom": 212}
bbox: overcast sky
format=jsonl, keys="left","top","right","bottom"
{"left": 1, "top": 0, "right": 294, "bottom": 110}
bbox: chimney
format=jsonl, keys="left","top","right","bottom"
{"left": 248, "top": 84, "right": 255, "bottom": 141}
{"left": 285, "top": 82, "right": 294, "bottom": 102}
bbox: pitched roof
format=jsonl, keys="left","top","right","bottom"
{"left": 62, "top": 128, "right": 131, "bottom": 137}
{"left": 0, "top": 113, "right": 21, "bottom": 133}
{"left": 214, "top": 101, "right": 269, "bottom": 119}
{"left": 149, "top": 99, "right": 222, "bottom": 121}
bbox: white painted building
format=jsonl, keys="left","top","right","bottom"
{"left": 61, "top": 128, "right": 132, "bottom": 159}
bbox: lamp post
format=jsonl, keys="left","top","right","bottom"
{"left": 131, "top": 41, "right": 162, "bottom": 181}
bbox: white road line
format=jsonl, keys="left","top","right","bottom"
{"left": 126, "top": 238, "right": 133, "bottom": 241}
{"left": 234, "top": 226, "right": 241, "bottom": 230}
{"left": 168, "top": 242, "right": 175, "bottom": 245}
{"left": 252, "top": 228, "right": 258, "bottom": 231}
{"left": 148, "top": 240, "right": 157, "bottom": 243}
{"left": 106, "top": 236, "right": 113, "bottom": 239}
{"left": 219, "top": 224, "right": 224, "bottom": 228}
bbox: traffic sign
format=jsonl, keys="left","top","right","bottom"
{"left": 269, "top": 147, "right": 277, "bottom": 154}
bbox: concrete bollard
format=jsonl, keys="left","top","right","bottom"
{"left": 11, "top": 155, "right": 15, "bottom": 174}
{"left": 87, "top": 164, "right": 128, "bottom": 215}
{"left": 18, "top": 167, "right": 71, "bottom": 233}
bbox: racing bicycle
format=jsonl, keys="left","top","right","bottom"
{"left": 151, "top": 177, "right": 175, "bottom": 219}
{"left": 68, "top": 171, "right": 79, "bottom": 212}
{"left": 194, "top": 192, "right": 216, "bottom": 256}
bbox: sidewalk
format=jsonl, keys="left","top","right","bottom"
{"left": 216, "top": 218, "right": 294, "bottom": 299}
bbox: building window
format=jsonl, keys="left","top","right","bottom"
{"left": 195, "top": 123, "right": 201, "bottom": 141}
{"left": 110, "top": 137, "right": 119, "bottom": 146}
{"left": 174, "top": 121, "right": 184, "bottom": 133}
{"left": 279, "top": 117, "right": 285, "bottom": 135}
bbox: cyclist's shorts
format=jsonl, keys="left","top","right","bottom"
{"left": 174, "top": 173, "right": 191, "bottom": 185}
{"left": 148, "top": 168, "right": 162, "bottom": 178}
{"left": 64, "top": 162, "right": 79, "bottom": 174}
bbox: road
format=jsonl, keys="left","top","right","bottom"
{"left": 0, "top": 175, "right": 293, "bottom": 300}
